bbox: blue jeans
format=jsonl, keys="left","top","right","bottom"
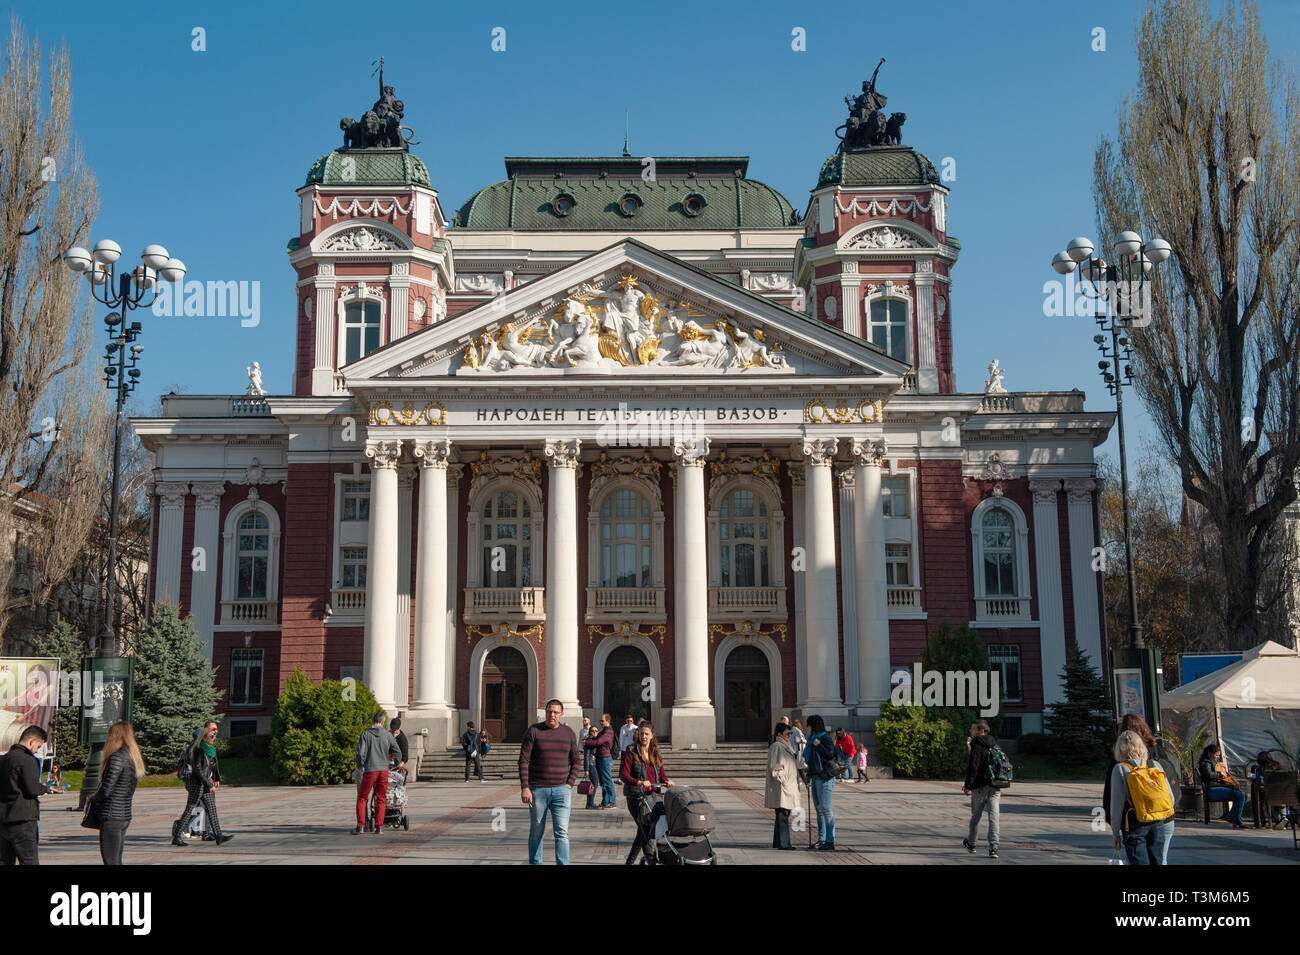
{"left": 1123, "top": 820, "right": 1161, "bottom": 864}
{"left": 527, "top": 785, "right": 571, "bottom": 865}
{"left": 1208, "top": 787, "right": 1245, "bottom": 826}
{"left": 598, "top": 756, "right": 615, "bottom": 807}
{"left": 584, "top": 755, "right": 595, "bottom": 808}
{"left": 810, "top": 776, "right": 835, "bottom": 844}
{"left": 1154, "top": 817, "right": 1174, "bottom": 864}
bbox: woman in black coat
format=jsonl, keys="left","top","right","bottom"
{"left": 92, "top": 721, "right": 144, "bottom": 865}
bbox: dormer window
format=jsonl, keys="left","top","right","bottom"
{"left": 617, "top": 194, "right": 643, "bottom": 218}
{"left": 553, "top": 193, "right": 576, "bottom": 217}
{"left": 682, "top": 193, "right": 707, "bottom": 217}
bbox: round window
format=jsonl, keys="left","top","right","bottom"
{"left": 618, "top": 194, "right": 642, "bottom": 217}
{"left": 682, "top": 193, "right": 706, "bottom": 217}
{"left": 553, "top": 193, "right": 575, "bottom": 217}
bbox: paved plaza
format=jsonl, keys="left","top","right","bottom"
{"left": 32, "top": 778, "right": 1298, "bottom": 865}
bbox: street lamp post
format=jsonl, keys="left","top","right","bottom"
{"left": 61, "top": 239, "right": 185, "bottom": 799}
{"left": 1051, "top": 232, "right": 1170, "bottom": 731}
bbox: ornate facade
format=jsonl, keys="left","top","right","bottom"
{"left": 133, "top": 77, "right": 1114, "bottom": 748}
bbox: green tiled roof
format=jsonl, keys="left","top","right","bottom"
{"left": 815, "top": 147, "right": 942, "bottom": 189}
{"left": 455, "top": 156, "right": 798, "bottom": 231}
{"left": 305, "top": 149, "right": 431, "bottom": 187}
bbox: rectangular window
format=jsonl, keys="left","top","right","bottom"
{"left": 882, "top": 476, "right": 910, "bottom": 518}
{"left": 340, "top": 547, "right": 367, "bottom": 588}
{"left": 988, "top": 645, "right": 1023, "bottom": 702}
{"left": 885, "top": 544, "right": 911, "bottom": 586}
{"left": 229, "top": 649, "right": 264, "bottom": 707}
{"left": 344, "top": 302, "right": 382, "bottom": 365}
{"left": 341, "top": 480, "right": 370, "bottom": 522}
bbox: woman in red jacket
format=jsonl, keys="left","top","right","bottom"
{"left": 834, "top": 728, "right": 857, "bottom": 782}
{"left": 620, "top": 723, "right": 674, "bottom": 865}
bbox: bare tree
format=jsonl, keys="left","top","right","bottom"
{"left": 0, "top": 19, "right": 107, "bottom": 641}
{"left": 1093, "top": 0, "right": 1300, "bottom": 649}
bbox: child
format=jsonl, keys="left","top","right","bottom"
{"left": 854, "top": 746, "right": 870, "bottom": 782}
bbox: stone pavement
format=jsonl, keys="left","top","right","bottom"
{"left": 32, "top": 777, "right": 1299, "bottom": 865}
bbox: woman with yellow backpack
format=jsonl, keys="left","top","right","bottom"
{"left": 1108, "top": 730, "right": 1177, "bottom": 864}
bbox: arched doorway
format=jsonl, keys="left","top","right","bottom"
{"left": 482, "top": 646, "right": 528, "bottom": 741}
{"left": 603, "top": 645, "right": 651, "bottom": 725}
{"left": 723, "top": 645, "right": 771, "bottom": 741}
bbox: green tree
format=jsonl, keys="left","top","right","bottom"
{"left": 28, "top": 617, "right": 88, "bottom": 766}
{"left": 130, "top": 603, "right": 222, "bottom": 773}
{"left": 1043, "top": 650, "right": 1113, "bottom": 766}
{"left": 270, "top": 669, "right": 378, "bottom": 785}
{"left": 921, "top": 620, "right": 1001, "bottom": 737}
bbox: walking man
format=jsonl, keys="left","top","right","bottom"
{"left": 617, "top": 715, "right": 637, "bottom": 754}
{"left": 519, "top": 699, "right": 581, "bottom": 865}
{"left": 355, "top": 712, "right": 403, "bottom": 834}
{"left": 962, "top": 719, "right": 1001, "bottom": 859}
{"left": 584, "top": 713, "right": 617, "bottom": 808}
{"left": 390, "top": 718, "right": 409, "bottom": 765}
{"left": 462, "top": 721, "right": 487, "bottom": 782}
{"left": 0, "top": 725, "right": 49, "bottom": 865}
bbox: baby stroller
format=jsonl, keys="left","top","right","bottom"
{"left": 636, "top": 785, "right": 716, "bottom": 865}
{"left": 365, "top": 766, "right": 410, "bottom": 831}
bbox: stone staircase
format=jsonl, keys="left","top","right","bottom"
{"left": 416, "top": 734, "right": 893, "bottom": 782}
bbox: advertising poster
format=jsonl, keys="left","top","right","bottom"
{"left": 0, "top": 657, "right": 60, "bottom": 753}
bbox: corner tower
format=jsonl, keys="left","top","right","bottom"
{"left": 794, "top": 64, "right": 958, "bottom": 394}
{"left": 288, "top": 76, "right": 453, "bottom": 396}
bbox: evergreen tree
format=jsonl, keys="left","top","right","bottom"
{"left": 130, "top": 603, "right": 222, "bottom": 774}
{"left": 29, "top": 618, "right": 89, "bottom": 767}
{"left": 920, "top": 620, "right": 1001, "bottom": 738}
{"left": 1043, "top": 650, "right": 1113, "bottom": 765}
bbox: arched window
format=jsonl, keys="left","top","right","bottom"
{"left": 869, "top": 299, "right": 909, "bottom": 363}
{"left": 342, "top": 301, "right": 381, "bottom": 364}
{"left": 600, "top": 489, "right": 650, "bottom": 587}
{"left": 236, "top": 512, "right": 270, "bottom": 599}
{"left": 981, "top": 508, "right": 1017, "bottom": 596}
{"left": 482, "top": 490, "right": 532, "bottom": 588}
{"left": 720, "top": 488, "right": 769, "bottom": 587}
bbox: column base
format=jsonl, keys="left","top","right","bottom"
{"left": 670, "top": 706, "right": 717, "bottom": 751}
{"left": 800, "top": 701, "right": 850, "bottom": 720}
{"left": 403, "top": 706, "right": 458, "bottom": 749}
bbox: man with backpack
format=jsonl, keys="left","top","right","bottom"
{"left": 962, "top": 719, "right": 1011, "bottom": 859}
{"left": 462, "top": 722, "right": 488, "bottom": 783}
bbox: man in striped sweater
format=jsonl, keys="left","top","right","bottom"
{"left": 519, "top": 699, "right": 582, "bottom": 865}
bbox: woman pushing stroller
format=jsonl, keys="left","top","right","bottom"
{"left": 620, "top": 722, "right": 673, "bottom": 865}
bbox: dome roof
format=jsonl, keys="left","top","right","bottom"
{"left": 815, "top": 147, "right": 941, "bottom": 189}
{"left": 454, "top": 157, "right": 798, "bottom": 232}
{"left": 305, "top": 149, "right": 431, "bottom": 188}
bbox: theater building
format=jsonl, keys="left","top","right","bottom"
{"left": 133, "top": 75, "right": 1114, "bottom": 749}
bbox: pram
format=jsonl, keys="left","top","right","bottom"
{"left": 634, "top": 785, "right": 716, "bottom": 865}
{"left": 365, "top": 766, "right": 410, "bottom": 831}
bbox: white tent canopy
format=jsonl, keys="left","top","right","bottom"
{"left": 1161, "top": 641, "right": 1300, "bottom": 768}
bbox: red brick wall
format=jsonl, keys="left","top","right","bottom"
{"left": 278, "top": 463, "right": 340, "bottom": 690}
{"left": 918, "top": 459, "right": 972, "bottom": 626}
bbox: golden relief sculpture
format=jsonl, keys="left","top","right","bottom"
{"left": 368, "top": 399, "right": 446, "bottom": 426}
{"left": 803, "top": 397, "right": 884, "bottom": 424}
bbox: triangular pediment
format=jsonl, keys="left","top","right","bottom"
{"left": 344, "top": 239, "right": 909, "bottom": 383}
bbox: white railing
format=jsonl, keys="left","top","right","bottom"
{"left": 899, "top": 372, "right": 918, "bottom": 394}
{"left": 886, "top": 587, "right": 919, "bottom": 609}
{"left": 975, "top": 596, "right": 1030, "bottom": 620}
{"left": 587, "top": 587, "right": 665, "bottom": 615}
{"left": 221, "top": 599, "right": 277, "bottom": 625}
{"left": 331, "top": 589, "right": 366, "bottom": 613}
{"left": 333, "top": 372, "right": 347, "bottom": 394}
{"left": 466, "top": 587, "right": 546, "bottom": 617}
{"left": 978, "top": 394, "right": 1016, "bottom": 413}
{"left": 708, "top": 586, "right": 787, "bottom": 618}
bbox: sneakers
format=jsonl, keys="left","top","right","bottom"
{"left": 962, "top": 838, "right": 976, "bottom": 854}
{"left": 989, "top": 847, "right": 999, "bottom": 859}
{"left": 352, "top": 826, "right": 362, "bottom": 835}
{"left": 215, "top": 833, "right": 234, "bottom": 845}
{"left": 821, "top": 842, "right": 836, "bottom": 851}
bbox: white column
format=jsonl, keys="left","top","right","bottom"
{"left": 544, "top": 439, "right": 582, "bottom": 720}
{"left": 836, "top": 466, "right": 860, "bottom": 707}
{"left": 444, "top": 464, "right": 463, "bottom": 734}
{"left": 1065, "top": 478, "right": 1105, "bottom": 672}
{"left": 1030, "top": 479, "right": 1068, "bottom": 706}
{"left": 394, "top": 468, "right": 414, "bottom": 706}
{"left": 389, "top": 270, "right": 410, "bottom": 343}
{"left": 851, "top": 440, "right": 891, "bottom": 712}
{"left": 802, "top": 436, "right": 845, "bottom": 713}
{"left": 791, "top": 466, "right": 808, "bottom": 707}
{"left": 840, "top": 264, "right": 862, "bottom": 336}
{"left": 671, "top": 438, "right": 716, "bottom": 748}
{"left": 915, "top": 265, "right": 939, "bottom": 393}
{"left": 413, "top": 440, "right": 451, "bottom": 707}
{"left": 189, "top": 483, "right": 225, "bottom": 663}
{"left": 153, "top": 482, "right": 189, "bottom": 606}
{"left": 364, "top": 439, "right": 402, "bottom": 710}
{"left": 310, "top": 264, "right": 337, "bottom": 395}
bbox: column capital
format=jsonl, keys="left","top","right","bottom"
{"left": 1064, "top": 477, "right": 1097, "bottom": 502}
{"left": 155, "top": 481, "right": 190, "bottom": 509}
{"left": 672, "top": 437, "right": 710, "bottom": 468}
{"left": 365, "top": 439, "right": 403, "bottom": 469}
{"left": 800, "top": 436, "right": 838, "bottom": 468}
{"left": 544, "top": 438, "right": 582, "bottom": 469}
{"left": 414, "top": 438, "right": 452, "bottom": 469}
{"left": 191, "top": 482, "right": 226, "bottom": 509}
{"left": 850, "top": 437, "right": 887, "bottom": 468}
{"left": 835, "top": 465, "right": 856, "bottom": 489}
{"left": 1028, "top": 478, "right": 1062, "bottom": 503}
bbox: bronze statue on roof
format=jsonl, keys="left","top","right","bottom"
{"left": 339, "top": 57, "right": 416, "bottom": 150}
{"left": 837, "top": 59, "right": 906, "bottom": 151}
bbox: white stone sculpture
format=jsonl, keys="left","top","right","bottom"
{"left": 985, "top": 359, "right": 1006, "bottom": 394}
{"left": 246, "top": 361, "right": 265, "bottom": 396}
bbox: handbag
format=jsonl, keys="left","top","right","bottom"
{"left": 577, "top": 780, "right": 594, "bottom": 795}
{"left": 81, "top": 797, "right": 104, "bottom": 830}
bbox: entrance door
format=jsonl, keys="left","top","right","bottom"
{"left": 604, "top": 645, "right": 651, "bottom": 725}
{"left": 723, "top": 645, "right": 771, "bottom": 741}
{"left": 482, "top": 647, "right": 528, "bottom": 742}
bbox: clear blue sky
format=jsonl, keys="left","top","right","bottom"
{"left": 11, "top": 0, "right": 1299, "bottom": 460}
